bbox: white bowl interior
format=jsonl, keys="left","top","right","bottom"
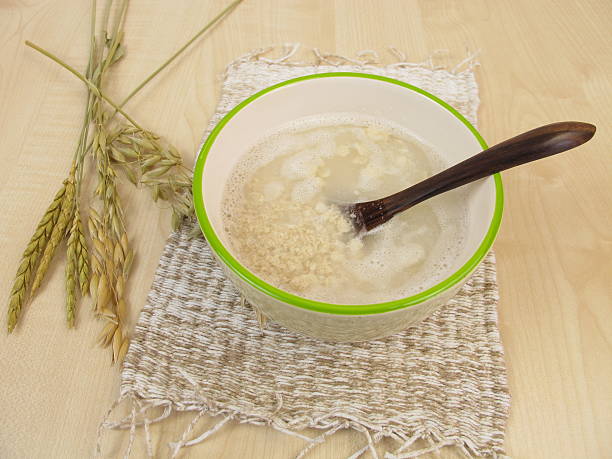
{"left": 200, "top": 76, "right": 496, "bottom": 294}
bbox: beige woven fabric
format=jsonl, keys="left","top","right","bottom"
{"left": 104, "top": 47, "right": 510, "bottom": 458}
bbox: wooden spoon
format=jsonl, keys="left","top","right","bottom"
{"left": 346, "top": 121, "right": 596, "bottom": 232}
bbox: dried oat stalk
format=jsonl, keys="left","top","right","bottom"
{"left": 89, "top": 98, "right": 134, "bottom": 362}
{"left": 30, "top": 177, "right": 75, "bottom": 297}
{"left": 108, "top": 126, "right": 193, "bottom": 229}
{"left": 73, "top": 210, "right": 90, "bottom": 296}
{"left": 7, "top": 183, "right": 67, "bottom": 332}
{"left": 65, "top": 209, "right": 89, "bottom": 327}
{"left": 65, "top": 225, "right": 78, "bottom": 328}
{"left": 7, "top": 0, "right": 243, "bottom": 365}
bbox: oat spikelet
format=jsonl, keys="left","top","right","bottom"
{"left": 65, "top": 215, "right": 78, "bottom": 328}
{"left": 7, "top": 183, "right": 67, "bottom": 332}
{"left": 96, "top": 274, "right": 110, "bottom": 314}
{"left": 117, "top": 336, "right": 130, "bottom": 363}
{"left": 109, "top": 127, "right": 194, "bottom": 230}
{"left": 112, "top": 327, "right": 123, "bottom": 362}
{"left": 98, "top": 321, "right": 117, "bottom": 347}
{"left": 30, "top": 179, "right": 76, "bottom": 297}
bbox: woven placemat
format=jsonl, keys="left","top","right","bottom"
{"left": 99, "top": 46, "right": 510, "bottom": 459}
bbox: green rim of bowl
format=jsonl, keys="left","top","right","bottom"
{"left": 193, "top": 72, "right": 503, "bottom": 315}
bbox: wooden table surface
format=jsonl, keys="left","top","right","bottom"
{"left": 1, "top": 1, "right": 610, "bottom": 457}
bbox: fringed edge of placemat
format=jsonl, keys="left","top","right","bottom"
{"left": 97, "top": 390, "right": 509, "bottom": 459}
{"left": 217, "top": 43, "right": 481, "bottom": 75}
{"left": 94, "top": 46, "right": 511, "bottom": 459}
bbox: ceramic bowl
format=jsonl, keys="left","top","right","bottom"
{"left": 193, "top": 73, "right": 503, "bottom": 342}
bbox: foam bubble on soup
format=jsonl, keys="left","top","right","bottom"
{"left": 222, "top": 114, "right": 468, "bottom": 304}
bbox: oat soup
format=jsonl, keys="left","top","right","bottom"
{"left": 222, "top": 114, "right": 468, "bottom": 304}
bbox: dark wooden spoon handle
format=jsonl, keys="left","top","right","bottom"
{"left": 353, "top": 121, "right": 596, "bottom": 231}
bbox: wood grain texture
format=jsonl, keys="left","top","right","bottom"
{"left": 0, "top": 0, "right": 610, "bottom": 457}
